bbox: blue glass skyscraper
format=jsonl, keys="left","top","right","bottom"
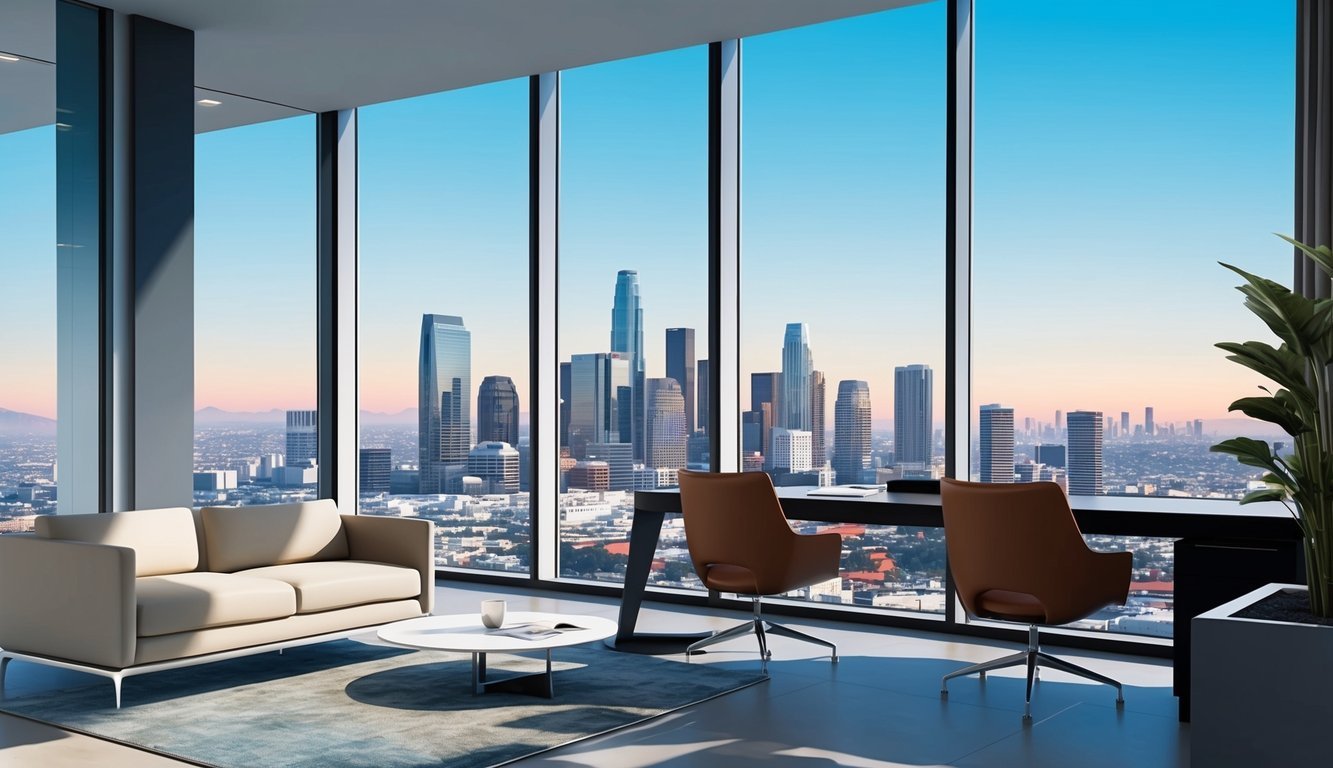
{"left": 781, "top": 323, "right": 812, "bottom": 431}
{"left": 419, "top": 314, "right": 471, "bottom": 493}
{"left": 610, "top": 270, "right": 645, "bottom": 460}
{"left": 894, "top": 364, "right": 933, "bottom": 467}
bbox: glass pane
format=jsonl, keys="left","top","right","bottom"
{"left": 359, "top": 79, "right": 530, "bottom": 573}
{"left": 740, "top": 4, "right": 946, "bottom": 613}
{"left": 972, "top": 0, "right": 1294, "bottom": 502}
{"left": 194, "top": 115, "right": 317, "bottom": 507}
{"left": 0, "top": 60, "right": 56, "bottom": 528}
{"left": 558, "top": 48, "right": 709, "bottom": 584}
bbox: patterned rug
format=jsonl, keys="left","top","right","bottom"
{"left": 0, "top": 639, "right": 766, "bottom": 768}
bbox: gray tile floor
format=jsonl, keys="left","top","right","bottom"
{"left": 0, "top": 582, "right": 1188, "bottom": 767}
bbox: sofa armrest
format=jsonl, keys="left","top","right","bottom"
{"left": 0, "top": 536, "right": 137, "bottom": 669}
{"left": 340, "top": 515, "right": 435, "bottom": 614}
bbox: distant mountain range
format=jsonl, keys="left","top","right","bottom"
{"left": 0, "top": 408, "right": 57, "bottom": 435}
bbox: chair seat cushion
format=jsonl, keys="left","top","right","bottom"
{"left": 974, "top": 589, "right": 1047, "bottom": 623}
{"left": 137, "top": 572, "right": 297, "bottom": 638}
{"left": 235, "top": 561, "right": 421, "bottom": 614}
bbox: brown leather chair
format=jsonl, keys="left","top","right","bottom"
{"left": 939, "top": 478, "right": 1131, "bottom": 718}
{"left": 677, "top": 470, "right": 843, "bottom": 671}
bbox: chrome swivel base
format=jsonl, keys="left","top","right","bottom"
{"left": 685, "top": 596, "right": 838, "bottom": 673}
{"left": 940, "top": 624, "right": 1124, "bottom": 720}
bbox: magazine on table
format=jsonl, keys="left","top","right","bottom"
{"left": 487, "top": 620, "right": 587, "bottom": 640}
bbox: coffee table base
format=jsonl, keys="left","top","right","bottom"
{"left": 472, "top": 650, "right": 555, "bottom": 698}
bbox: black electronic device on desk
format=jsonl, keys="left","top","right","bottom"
{"left": 884, "top": 479, "right": 941, "bottom": 495}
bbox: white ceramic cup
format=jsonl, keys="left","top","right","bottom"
{"left": 481, "top": 599, "right": 506, "bottom": 629}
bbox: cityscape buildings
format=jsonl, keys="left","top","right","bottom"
{"left": 467, "top": 441, "right": 520, "bottom": 493}
{"left": 477, "top": 375, "right": 520, "bottom": 446}
{"left": 770, "top": 427, "right": 813, "bottom": 473}
{"left": 780, "top": 323, "right": 812, "bottom": 432}
{"left": 810, "top": 370, "right": 826, "bottom": 468}
{"left": 978, "top": 404, "right": 1015, "bottom": 483}
{"left": 665, "top": 328, "right": 696, "bottom": 436}
{"left": 1067, "top": 410, "right": 1105, "bottom": 495}
{"left": 284, "top": 410, "right": 317, "bottom": 468}
{"left": 894, "top": 364, "right": 933, "bottom": 467}
{"left": 645, "top": 377, "right": 687, "bottom": 471}
{"left": 418, "top": 314, "right": 472, "bottom": 493}
{"left": 610, "top": 270, "right": 645, "bottom": 461}
{"left": 567, "top": 352, "right": 630, "bottom": 459}
{"left": 358, "top": 448, "right": 391, "bottom": 494}
{"left": 1145, "top": 407, "right": 1155, "bottom": 437}
{"left": 832, "top": 380, "right": 871, "bottom": 484}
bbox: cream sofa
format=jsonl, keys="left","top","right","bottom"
{"left": 0, "top": 500, "right": 433, "bottom": 707}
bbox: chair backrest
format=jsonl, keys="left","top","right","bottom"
{"left": 676, "top": 470, "right": 796, "bottom": 580}
{"left": 940, "top": 478, "right": 1097, "bottom": 617}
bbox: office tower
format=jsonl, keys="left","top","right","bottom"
{"left": 645, "top": 378, "right": 687, "bottom": 470}
{"left": 467, "top": 441, "right": 520, "bottom": 494}
{"left": 810, "top": 370, "right": 826, "bottom": 467}
{"left": 1067, "top": 410, "right": 1104, "bottom": 495}
{"left": 1035, "top": 443, "right": 1066, "bottom": 469}
{"left": 358, "top": 448, "right": 391, "bottom": 494}
{"left": 696, "top": 359, "right": 710, "bottom": 436}
{"left": 1144, "top": 406, "right": 1155, "bottom": 436}
{"left": 559, "top": 362, "right": 571, "bottom": 449}
{"left": 567, "top": 353, "right": 630, "bottom": 459}
{"left": 419, "top": 314, "right": 472, "bottom": 494}
{"left": 665, "top": 328, "right": 696, "bottom": 436}
{"left": 1015, "top": 462, "right": 1044, "bottom": 483}
{"left": 258, "top": 453, "right": 284, "bottom": 480}
{"left": 742, "top": 410, "right": 764, "bottom": 454}
{"left": 566, "top": 461, "right": 610, "bottom": 491}
{"left": 770, "top": 427, "right": 813, "bottom": 472}
{"left": 750, "top": 372, "right": 782, "bottom": 460}
{"left": 1024, "top": 416, "right": 1034, "bottom": 436}
{"left": 285, "top": 410, "right": 318, "bottom": 468}
{"left": 1194, "top": 419, "right": 1204, "bottom": 439}
{"left": 1121, "top": 411, "right": 1130, "bottom": 436}
{"left": 1106, "top": 416, "right": 1116, "bottom": 436}
{"left": 1055, "top": 410, "right": 1064, "bottom": 435}
{"left": 476, "top": 375, "right": 520, "bottom": 446}
{"left": 894, "top": 364, "right": 933, "bottom": 466}
{"left": 978, "top": 404, "right": 1015, "bottom": 483}
{"left": 781, "top": 323, "right": 813, "bottom": 430}
{"left": 586, "top": 442, "right": 634, "bottom": 490}
{"left": 832, "top": 380, "right": 872, "bottom": 484}
{"left": 610, "top": 270, "right": 645, "bottom": 461}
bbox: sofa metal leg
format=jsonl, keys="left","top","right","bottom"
{"left": 112, "top": 673, "right": 123, "bottom": 709}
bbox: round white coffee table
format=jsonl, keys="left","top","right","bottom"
{"left": 377, "top": 611, "right": 617, "bottom": 697}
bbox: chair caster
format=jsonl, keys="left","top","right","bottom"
{"left": 940, "top": 689, "right": 948, "bottom": 699}
{"left": 830, "top": 654, "right": 839, "bottom": 664}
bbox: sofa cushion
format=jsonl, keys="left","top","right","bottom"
{"left": 202, "top": 499, "right": 348, "bottom": 573}
{"left": 235, "top": 561, "right": 421, "bottom": 614}
{"left": 136, "top": 572, "right": 297, "bottom": 638}
{"left": 36, "top": 507, "right": 198, "bottom": 577}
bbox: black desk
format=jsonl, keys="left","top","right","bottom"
{"left": 613, "top": 486, "right": 1301, "bottom": 696}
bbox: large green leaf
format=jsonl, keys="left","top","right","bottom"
{"left": 1221, "top": 262, "right": 1315, "bottom": 354}
{"left": 1211, "top": 436, "right": 1285, "bottom": 474}
{"left": 1215, "top": 340, "right": 1313, "bottom": 401}
{"left": 1241, "top": 487, "right": 1288, "bottom": 505}
{"left": 1279, "top": 234, "right": 1333, "bottom": 281}
{"left": 1227, "top": 395, "right": 1309, "bottom": 436}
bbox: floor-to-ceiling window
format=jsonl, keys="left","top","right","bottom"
{"left": 558, "top": 48, "right": 709, "bottom": 585}
{"left": 740, "top": 3, "right": 948, "bottom": 614}
{"left": 0, "top": 56, "right": 56, "bottom": 530}
{"left": 972, "top": 0, "right": 1295, "bottom": 636}
{"left": 359, "top": 78, "right": 530, "bottom": 572}
{"left": 194, "top": 114, "right": 317, "bottom": 507}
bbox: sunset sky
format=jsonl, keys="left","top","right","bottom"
{"left": 0, "top": 0, "right": 1293, "bottom": 434}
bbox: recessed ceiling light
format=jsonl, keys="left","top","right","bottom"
{"left": 197, "top": 98, "right": 221, "bottom": 106}
{"left": 0, "top": 54, "right": 21, "bottom": 62}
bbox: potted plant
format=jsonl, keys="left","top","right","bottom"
{"left": 1191, "top": 235, "right": 1333, "bottom": 767}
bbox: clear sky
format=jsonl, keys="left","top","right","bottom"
{"left": 0, "top": 0, "right": 1297, "bottom": 434}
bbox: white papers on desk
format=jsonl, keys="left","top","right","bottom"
{"left": 806, "top": 486, "right": 880, "bottom": 497}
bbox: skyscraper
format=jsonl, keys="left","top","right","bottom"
{"left": 419, "top": 314, "right": 472, "bottom": 493}
{"left": 1055, "top": 410, "right": 1064, "bottom": 435}
{"left": 978, "top": 404, "right": 1015, "bottom": 483}
{"left": 567, "top": 352, "right": 630, "bottom": 459}
{"left": 810, "top": 370, "right": 826, "bottom": 467}
{"left": 665, "top": 328, "right": 695, "bottom": 436}
{"left": 832, "top": 380, "right": 871, "bottom": 484}
{"left": 696, "top": 359, "right": 710, "bottom": 436}
{"left": 1121, "top": 411, "right": 1130, "bottom": 436}
{"left": 358, "top": 448, "right": 391, "bottom": 494}
{"left": 1144, "top": 406, "right": 1155, "bottom": 436}
{"left": 1067, "top": 410, "right": 1104, "bottom": 495}
{"left": 894, "top": 364, "right": 933, "bottom": 467}
{"left": 750, "top": 372, "right": 782, "bottom": 463}
{"left": 610, "top": 270, "right": 645, "bottom": 460}
{"left": 285, "top": 410, "right": 318, "bottom": 467}
{"left": 1194, "top": 418, "right": 1205, "bottom": 439}
{"left": 467, "top": 441, "right": 520, "bottom": 494}
{"left": 780, "top": 323, "right": 813, "bottom": 430}
{"left": 477, "top": 375, "right": 519, "bottom": 446}
{"left": 770, "top": 427, "right": 813, "bottom": 473}
{"left": 645, "top": 377, "right": 687, "bottom": 470}
{"left": 1035, "top": 443, "right": 1066, "bottom": 469}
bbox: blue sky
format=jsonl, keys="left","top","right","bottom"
{"left": 0, "top": 0, "right": 1296, "bottom": 432}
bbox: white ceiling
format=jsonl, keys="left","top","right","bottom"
{"left": 0, "top": 0, "right": 919, "bottom": 135}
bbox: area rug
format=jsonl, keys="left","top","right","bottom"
{"left": 0, "top": 640, "right": 766, "bottom": 768}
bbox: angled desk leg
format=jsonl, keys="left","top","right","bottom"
{"left": 604, "top": 505, "right": 710, "bottom": 655}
